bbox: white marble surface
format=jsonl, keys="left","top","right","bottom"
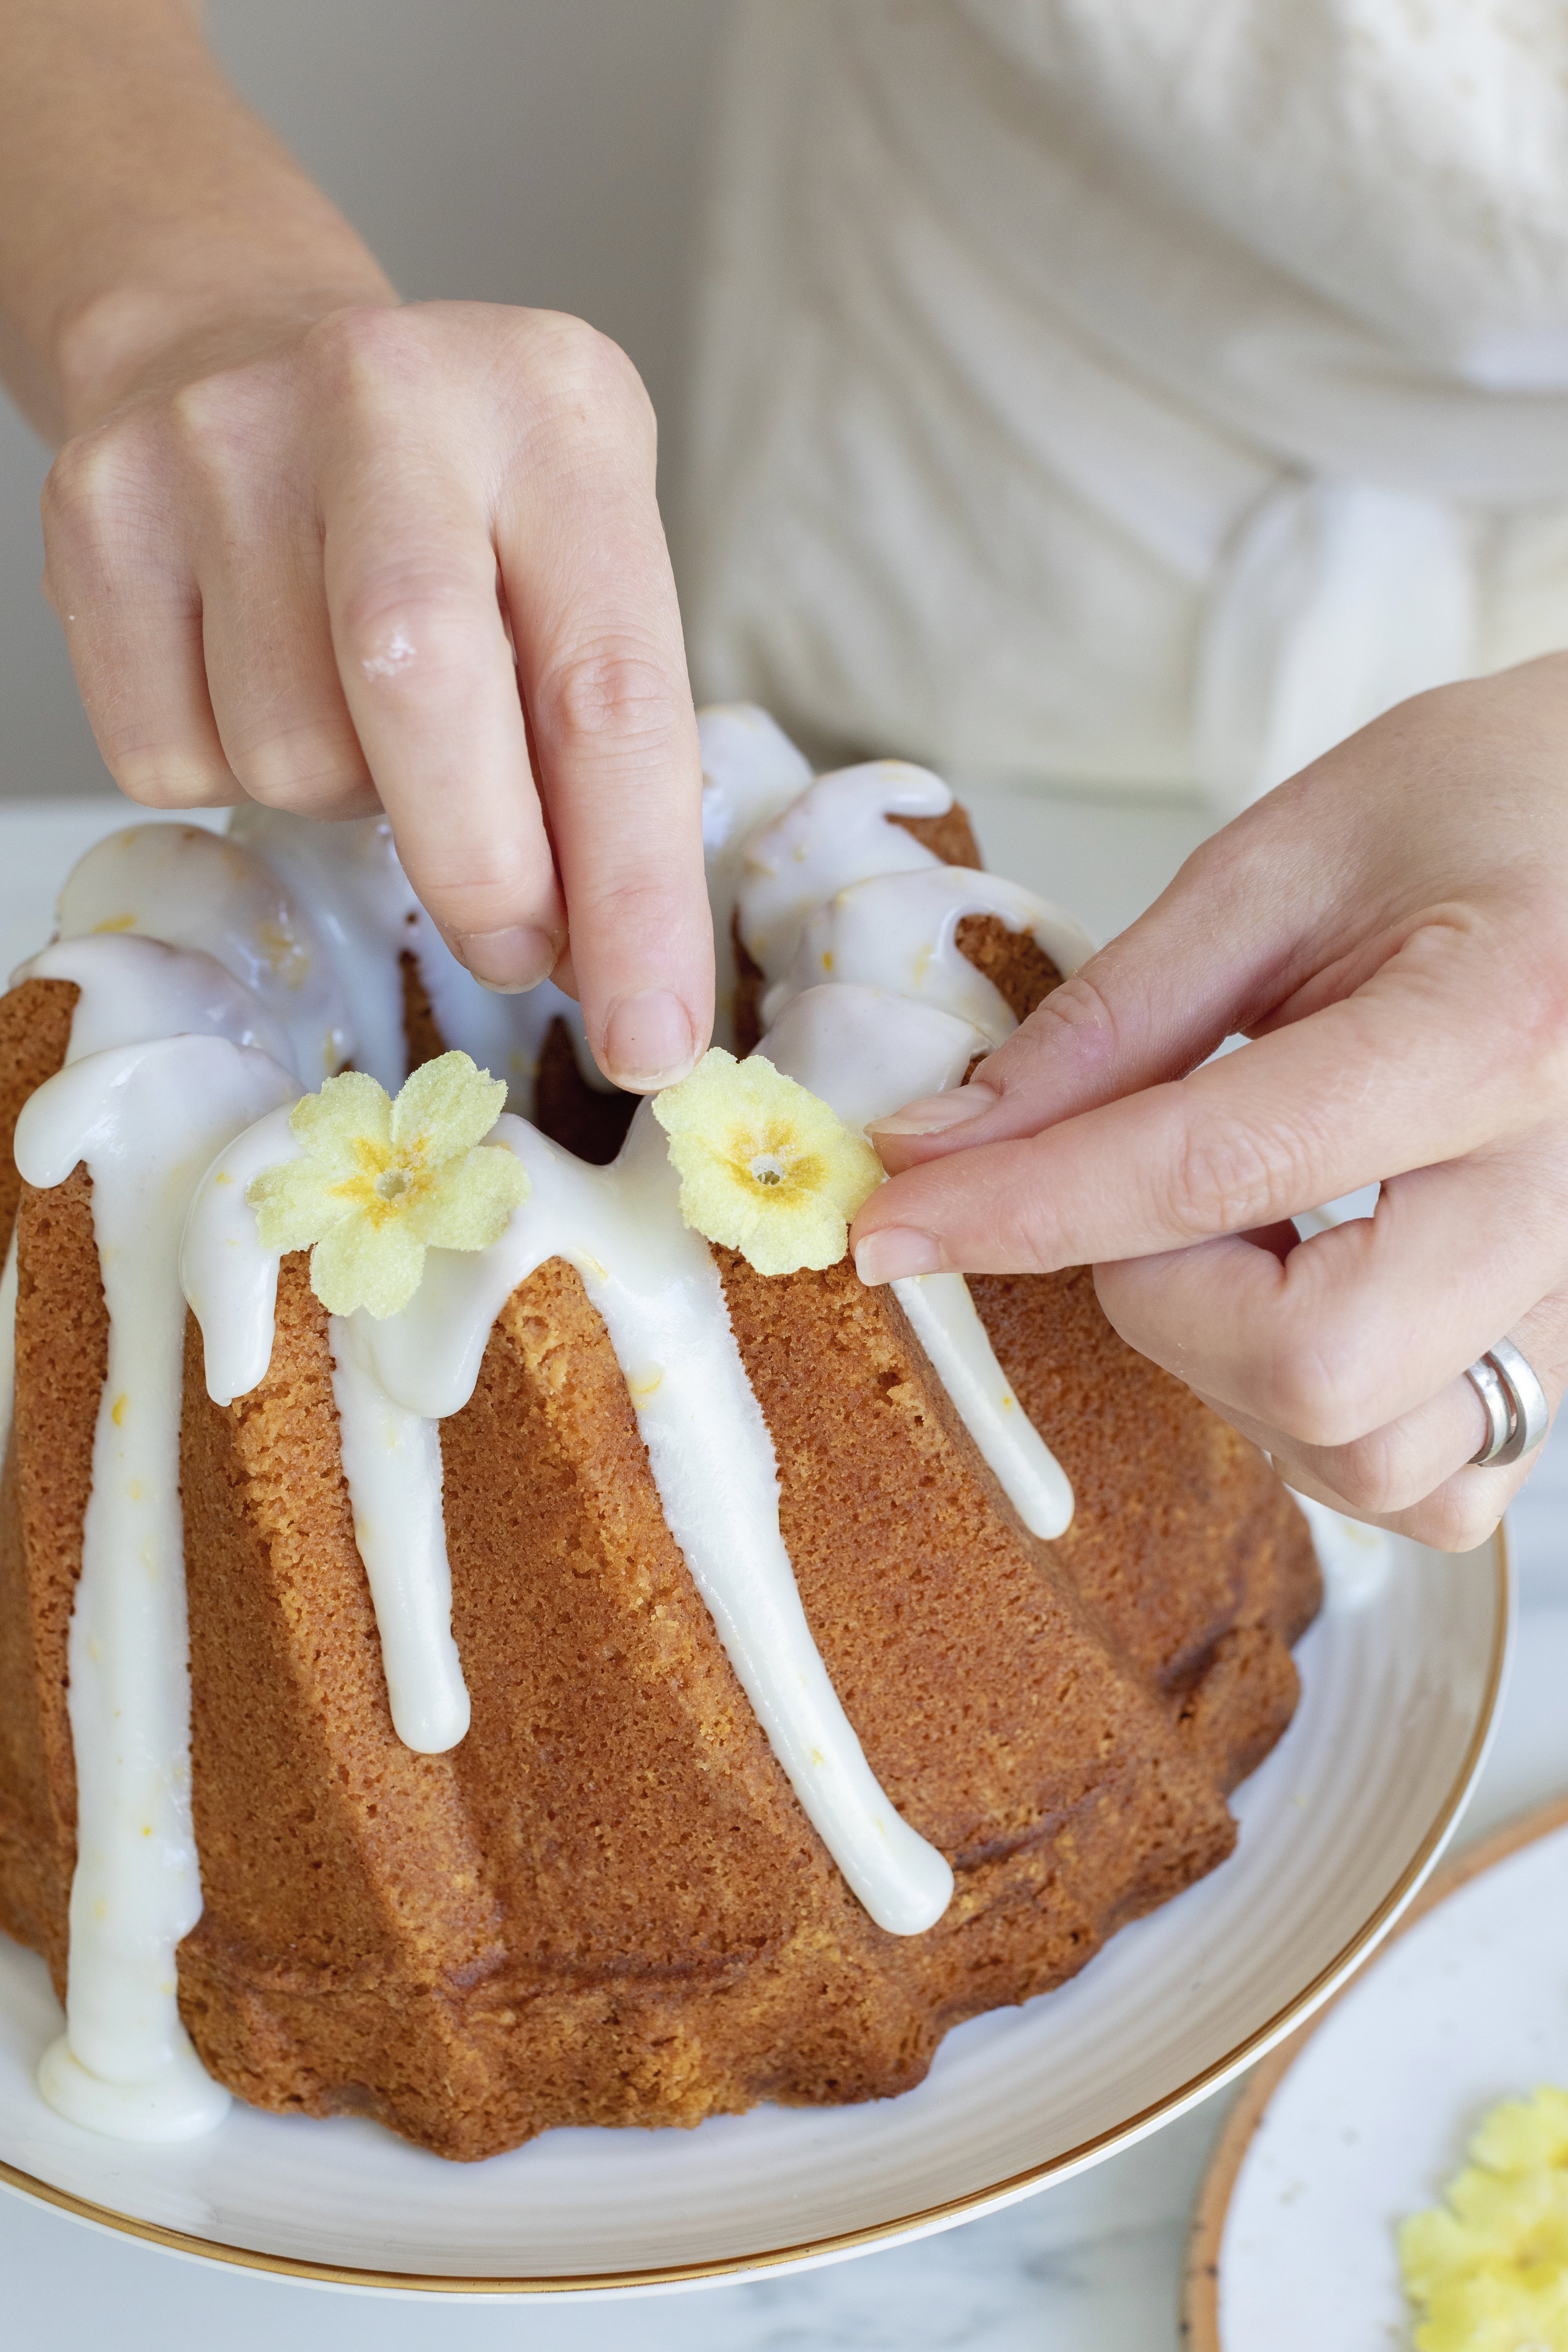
{"left": 2, "top": 787, "right": 1561, "bottom": 2345}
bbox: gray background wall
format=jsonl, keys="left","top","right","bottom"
{"left": 0, "top": 0, "right": 726, "bottom": 798}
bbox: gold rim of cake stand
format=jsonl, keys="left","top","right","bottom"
{"left": 0, "top": 1527, "right": 1511, "bottom": 2298}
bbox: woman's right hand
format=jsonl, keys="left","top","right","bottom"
{"left": 40, "top": 298, "right": 712, "bottom": 1089}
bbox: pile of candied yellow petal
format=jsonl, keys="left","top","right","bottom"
{"left": 1400, "top": 2086, "right": 1568, "bottom": 2350}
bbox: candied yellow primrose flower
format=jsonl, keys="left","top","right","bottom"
{"left": 652, "top": 1048, "right": 881, "bottom": 1278}
{"left": 1400, "top": 2087, "right": 1568, "bottom": 2351}
{"left": 247, "top": 1051, "right": 528, "bottom": 1319}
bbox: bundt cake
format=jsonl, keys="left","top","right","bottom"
{"left": 0, "top": 704, "right": 1320, "bottom": 2159}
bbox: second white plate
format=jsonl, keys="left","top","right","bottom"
{"left": 1191, "top": 1789, "right": 1568, "bottom": 2350}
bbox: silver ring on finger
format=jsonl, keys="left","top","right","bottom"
{"left": 1465, "top": 1336, "right": 1550, "bottom": 1468}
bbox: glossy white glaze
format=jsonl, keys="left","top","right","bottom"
{"left": 762, "top": 866, "right": 1095, "bottom": 1044}
{"left": 892, "top": 1274, "right": 1074, "bottom": 1541}
{"left": 228, "top": 805, "right": 612, "bottom": 1112}
{"left": 698, "top": 704, "right": 815, "bottom": 1049}
{"left": 16, "top": 1034, "right": 296, "bottom": 2140}
{"left": 229, "top": 804, "right": 613, "bottom": 1111}
{"left": 737, "top": 760, "right": 950, "bottom": 981}
{"left": 226, "top": 808, "right": 422, "bottom": 1094}
{"left": 185, "top": 1098, "right": 954, "bottom": 1937}
{"left": 16, "top": 934, "right": 292, "bottom": 1071}
{"left": 177, "top": 1105, "right": 301, "bottom": 1410}
{"left": 760, "top": 985, "right": 1073, "bottom": 1539}
{"left": 327, "top": 1315, "right": 470, "bottom": 1755}
{"left": 757, "top": 984, "right": 986, "bottom": 1140}
{"left": 54, "top": 826, "right": 348, "bottom": 1084}
{"left": 180, "top": 1106, "right": 472, "bottom": 1757}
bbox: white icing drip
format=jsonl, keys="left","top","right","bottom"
{"left": 179, "top": 1109, "right": 472, "bottom": 1761}
{"left": 758, "top": 984, "right": 987, "bottom": 1139}
{"left": 177, "top": 1105, "right": 299, "bottom": 1409}
{"left": 737, "top": 760, "right": 951, "bottom": 981}
{"left": 184, "top": 1100, "right": 954, "bottom": 1936}
{"left": 327, "top": 1316, "right": 470, "bottom": 1755}
{"left": 227, "top": 808, "right": 416, "bottom": 1093}
{"left": 228, "top": 805, "right": 612, "bottom": 1109}
{"left": 16, "top": 934, "right": 292, "bottom": 1071}
{"left": 55, "top": 825, "right": 350, "bottom": 1084}
{"left": 762, "top": 867, "right": 1096, "bottom": 1045}
{"left": 760, "top": 985, "right": 1075, "bottom": 1540}
{"left": 891, "top": 1276, "right": 1074, "bottom": 1541}
{"left": 697, "top": 704, "right": 815, "bottom": 1049}
{"left": 16, "top": 1035, "right": 296, "bottom": 2140}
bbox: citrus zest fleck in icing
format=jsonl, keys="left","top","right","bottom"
{"left": 247, "top": 1050, "right": 528, "bottom": 1318}
{"left": 1399, "top": 2085, "right": 1568, "bottom": 2348}
{"left": 652, "top": 1048, "right": 880, "bottom": 1277}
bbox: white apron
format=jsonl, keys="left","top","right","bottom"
{"left": 686, "top": 0, "right": 1568, "bottom": 807}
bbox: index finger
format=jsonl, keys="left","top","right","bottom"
{"left": 499, "top": 328, "right": 710, "bottom": 1091}
{"left": 852, "top": 921, "right": 1558, "bottom": 1280}
{"left": 322, "top": 309, "right": 708, "bottom": 1090}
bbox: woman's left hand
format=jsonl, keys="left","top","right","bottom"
{"left": 850, "top": 656, "right": 1568, "bottom": 1553}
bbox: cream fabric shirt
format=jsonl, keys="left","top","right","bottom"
{"left": 686, "top": 0, "right": 1568, "bottom": 806}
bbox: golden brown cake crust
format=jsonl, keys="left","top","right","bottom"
{"left": 177, "top": 1257, "right": 512, "bottom": 2153}
{"left": 714, "top": 1252, "right": 1241, "bottom": 2019}
{"left": 888, "top": 806, "right": 981, "bottom": 868}
{"left": 0, "top": 979, "right": 84, "bottom": 1980}
{"left": 532, "top": 1020, "right": 636, "bottom": 1164}
{"left": 954, "top": 914, "right": 1062, "bottom": 1025}
{"left": 172, "top": 1245, "right": 1258, "bottom": 2158}
{"left": 0, "top": 978, "right": 75, "bottom": 1263}
{"left": 398, "top": 945, "right": 446, "bottom": 1071}
{"left": 969, "top": 1268, "right": 1320, "bottom": 1792}
{"left": 0, "top": 1168, "right": 107, "bottom": 1987}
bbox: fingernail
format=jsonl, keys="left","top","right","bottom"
{"left": 451, "top": 925, "right": 559, "bottom": 992}
{"left": 865, "top": 1082, "right": 1000, "bottom": 1139}
{"left": 853, "top": 1227, "right": 945, "bottom": 1285}
{"left": 604, "top": 989, "right": 697, "bottom": 1089}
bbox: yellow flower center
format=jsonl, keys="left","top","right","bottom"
{"left": 731, "top": 1125, "right": 822, "bottom": 1198}
{"left": 327, "top": 1132, "right": 440, "bottom": 1229}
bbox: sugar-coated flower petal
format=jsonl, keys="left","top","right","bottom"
{"left": 1474, "top": 2086, "right": 1568, "bottom": 2178}
{"left": 247, "top": 1160, "right": 352, "bottom": 1255}
{"left": 391, "top": 1050, "right": 508, "bottom": 1160}
{"left": 408, "top": 1142, "right": 528, "bottom": 1250}
{"left": 290, "top": 1069, "right": 391, "bottom": 1172}
{"left": 246, "top": 1049, "right": 531, "bottom": 1318}
{"left": 309, "top": 1215, "right": 428, "bottom": 1321}
{"left": 1400, "top": 2085, "right": 1568, "bottom": 2350}
{"left": 652, "top": 1048, "right": 881, "bottom": 1277}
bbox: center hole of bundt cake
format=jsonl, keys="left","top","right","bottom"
{"left": 376, "top": 1167, "right": 412, "bottom": 1201}
{"left": 748, "top": 1152, "right": 786, "bottom": 1187}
